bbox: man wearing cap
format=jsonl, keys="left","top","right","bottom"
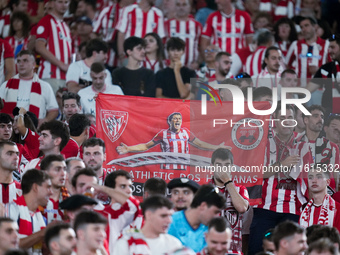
{"left": 168, "top": 177, "right": 200, "bottom": 211}
{"left": 73, "top": 16, "right": 93, "bottom": 54}
{"left": 0, "top": 50, "right": 58, "bottom": 126}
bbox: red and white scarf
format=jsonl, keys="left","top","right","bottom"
{"left": 300, "top": 194, "right": 336, "bottom": 228}
{"left": 121, "top": 229, "right": 151, "bottom": 255}
{"left": 1, "top": 74, "right": 42, "bottom": 118}
{"left": 255, "top": 67, "right": 282, "bottom": 88}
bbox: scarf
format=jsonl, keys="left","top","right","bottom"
{"left": 122, "top": 229, "right": 152, "bottom": 255}
{"left": 300, "top": 194, "right": 336, "bottom": 228}
{"left": 43, "top": 187, "right": 69, "bottom": 223}
{"left": 255, "top": 67, "right": 282, "bottom": 88}
{"left": 1, "top": 74, "right": 42, "bottom": 118}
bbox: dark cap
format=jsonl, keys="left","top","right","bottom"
{"left": 59, "top": 194, "right": 97, "bottom": 210}
{"left": 167, "top": 178, "right": 200, "bottom": 193}
{"left": 77, "top": 16, "right": 92, "bottom": 25}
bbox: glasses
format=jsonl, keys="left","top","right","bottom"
{"left": 205, "top": 49, "right": 218, "bottom": 53}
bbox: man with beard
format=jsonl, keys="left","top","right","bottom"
{"left": 298, "top": 105, "right": 340, "bottom": 182}
{"left": 212, "top": 52, "right": 233, "bottom": 82}
{"left": 44, "top": 223, "right": 77, "bottom": 255}
{"left": 6, "top": 170, "right": 52, "bottom": 254}
{"left": 273, "top": 221, "right": 308, "bottom": 255}
{"left": 82, "top": 138, "right": 106, "bottom": 185}
{"left": 168, "top": 177, "right": 200, "bottom": 211}
{"left": 253, "top": 46, "right": 283, "bottom": 88}
{"left": 307, "top": 34, "right": 340, "bottom": 114}
{"left": 40, "top": 154, "right": 68, "bottom": 223}
{"left": 324, "top": 115, "right": 340, "bottom": 148}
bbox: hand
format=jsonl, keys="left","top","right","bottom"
{"left": 218, "top": 142, "right": 232, "bottom": 150}
{"left": 19, "top": 107, "right": 27, "bottom": 115}
{"left": 174, "top": 60, "right": 182, "bottom": 72}
{"left": 189, "top": 61, "right": 199, "bottom": 70}
{"left": 38, "top": 118, "right": 47, "bottom": 129}
{"left": 281, "top": 155, "right": 300, "bottom": 167}
{"left": 60, "top": 63, "right": 69, "bottom": 73}
{"left": 116, "top": 143, "right": 129, "bottom": 154}
{"left": 213, "top": 168, "right": 232, "bottom": 183}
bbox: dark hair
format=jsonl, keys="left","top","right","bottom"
{"left": 21, "top": 169, "right": 50, "bottom": 194}
{"left": 11, "top": 108, "right": 38, "bottom": 144}
{"left": 39, "top": 120, "right": 70, "bottom": 151}
{"left": 253, "top": 12, "right": 272, "bottom": 28}
{"left": 273, "top": 17, "right": 298, "bottom": 43}
{"left": 262, "top": 46, "right": 280, "bottom": 70}
{"left": 329, "top": 34, "right": 340, "bottom": 47}
{"left": 0, "top": 141, "right": 17, "bottom": 155}
{"left": 166, "top": 37, "right": 185, "bottom": 51}
{"left": 45, "top": 223, "right": 72, "bottom": 250}
{"left": 83, "top": 137, "right": 106, "bottom": 153}
{"left": 167, "top": 112, "right": 182, "bottom": 126}
{"left": 144, "top": 33, "right": 165, "bottom": 69}
{"left": 85, "top": 39, "right": 108, "bottom": 58}
{"left": 62, "top": 92, "right": 81, "bottom": 107}
{"left": 219, "top": 79, "right": 240, "bottom": 94}
{"left": 256, "top": 29, "right": 274, "bottom": 46}
{"left": 123, "top": 36, "right": 146, "bottom": 56}
{"left": 211, "top": 148, "right": 233, "bottom": 165}
{"left": 0, "top": 217, "right": 14, "bottom": 226}
{"left": 4, "top": 250, "right": 29, "bottom": 255}
{"left": 316, "top": 20, "right": 332, "bottom": 40}
{"left": 69, "top": 114, "right": 91, "bottom": 136}
{"left": 17, "top": 50, "right": 35, "bottom": 59}
{"left": 253, "top": 87, "right": 273, "bottom": 101}
{"left": 9, "top": 11, "right": 30, "bottom": 38}
{"left": 73, "top": 211, "right": 107, "bottom": 232}
{"left": 215, "top": 51, "right": 231, "bottom": 62}
{"left": 144, "top": 178, "right": 167, "bottom": 196}
{"left": 190, "top": 184, "right": 226, "bottom": 209}
{"left": 140, "top": 195, "right": 173, "bottom": 216}
{"left": 208, "top": 217, "right": 229, "bottom": 232}
{"left": 308, "top": 238, "right": 337, "bottom": 255}
{"left": 325, "top": 114, "right": 340, "bottom": 127}
{"left": 273, "top": 101, "right": 295, "bottom": 119}
{"left": 71, "top": 168, "right": 97, "bottom": 188}
{"left": 0, "top": 113, "right": 13, "bottom": 124}
{"left": 299, "top": 16, "right": 317, "bottom": 26}
{"left": 281, "top": 69, "right": 296, "bottom": 78}
{"left": 8, "top": 0, "right": 27, "bottom": 10}
{"left": 302, "top": 105, "right": 325, "bottom": 119}
{"left": 83, "top": 0, "right": 96, "bottom": 10}
{"left": 273, "top": 221, "right": 305, "bottom": 250}
{"left": 307, "top": 225, "right": 340, "bottom": 247}
{"left": 104, "top": 170, "right": 131, "bottom": 188}
{"left": 90, "top": 62, "right": 105, "bottom": 74}
{"left": 40, "top": 154, "right": 65, "bottom": 171}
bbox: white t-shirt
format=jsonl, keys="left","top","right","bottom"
{"left": 0, "top": 75, "right": 58, "bottom": 119}
{"left": 113, "top": 233, "right": 183, "bottom": 255}
{"left": 78, "top": 85, "right": 124, "bottom": 116}
{"left": 66, "top": 60, "right": 112, "bottom": 87}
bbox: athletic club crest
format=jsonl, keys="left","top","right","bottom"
{"left": 100, "top": 110, "right": 128, "bottom": 143}
{"left": 224, "top": 207, "right": 239, "bottom": 229}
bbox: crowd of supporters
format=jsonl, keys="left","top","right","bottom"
{"left": 0, "top": 0, "right": 340, "bottom": 254}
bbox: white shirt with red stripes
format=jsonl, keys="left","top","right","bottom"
{"left": 93, "top": 3, "right": 122, "bottom": 67}
{"left": 245, "top": 46, "right": 267, "bottom": 77}
{"left": 152, "top": 127, "right": 196, "bottom": 169}
{"left": 259, "top": 0, "right": 295, "bottom": 22}
{"left": 202, "top": 8, "right": 254, "bottom": 54}
{"left": 115, "top": 4, "right": 165, "bottom": 39}
{"left": 0, "top": 182, "right": 22, "bottom": 204}
{"left": 256, "top": 135, "right": 313, "bottom": 214}
{"left": 35, "top": 14, "right": 72, "bottom": 80}
{"left": 4, "top": 36, "right": 29, "bottom": 56}
{"left": 0, "top": 13, "right": 10, "bottom": 39}
{"left": 286, "top": 37, "right": 330, "bottom": 85}
{"left": 142, "top": 57, "right": 164, "bottom": 73}
{"left": 165, "top": 18, "right": 202, "bottom": 66}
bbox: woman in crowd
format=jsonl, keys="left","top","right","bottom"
{"left": 143, "top": 33, "right": 166, "bottom": 73}
{"left": 273, "top": 17, "right": 298, "bottom": 59}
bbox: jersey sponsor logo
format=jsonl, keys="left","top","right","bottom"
{"left": 101, "top": 110, "right": 128, "bottom": 143}
{"left": 37, "top": 26, "right": 44, "bottom": 34}
{"left": 59, "top": 32, "right": 72, "bottom": 42}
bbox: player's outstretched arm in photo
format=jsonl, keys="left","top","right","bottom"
{"left": 191, "top": 138, "right": 232, "bottom": 151}
{"left": 116, "top": 140, "right": 156, "bottom": 154}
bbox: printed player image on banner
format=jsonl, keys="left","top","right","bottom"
{"left": 95, "top": 94, "right": 278, "bottom": 205}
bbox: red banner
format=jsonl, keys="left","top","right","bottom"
{"left": 96, "top": 94, "right": 271, "bottom": 205}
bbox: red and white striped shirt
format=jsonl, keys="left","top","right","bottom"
{"left": 152, "top": 127, "right": 195, "bottom": 169}
{"left": 259, "top": 0, "right": 295, "bottom": 22}
{"left": 165, "top": 18, "right": 202, "bottom": 66}
{"left": 115, "top": 4, "right": 165, "bottom": 39}
{"left": 0, "top": 39, "right": 14, "bottom": 85}
{"left": 256, "top": 135, "right": 313, "bottom": 214}
{"left": 0, "top": 182, "right": 21, "bottom": 204}
{"left": 93, "top": 3, "right": 122, "bottom": 67}
{"left": 245, "top": 46, "right": 267, "bottom": 77}
{"left": 35, "top": 14, "right": 72, "bottom": 80}
{"left": 4, "top": 36, "right": 29, "bottom": 57}
{"left": 0, "top": 14, "right": 10, "bottom": 39}
{"left": 202, "top": 8, "right": 253, "bottom": 54}
{"left": 286, "top": 37, "right": 330, "bottom": 85}
{"left": 275, "top": 41, "right": 291, "bottom": 59}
